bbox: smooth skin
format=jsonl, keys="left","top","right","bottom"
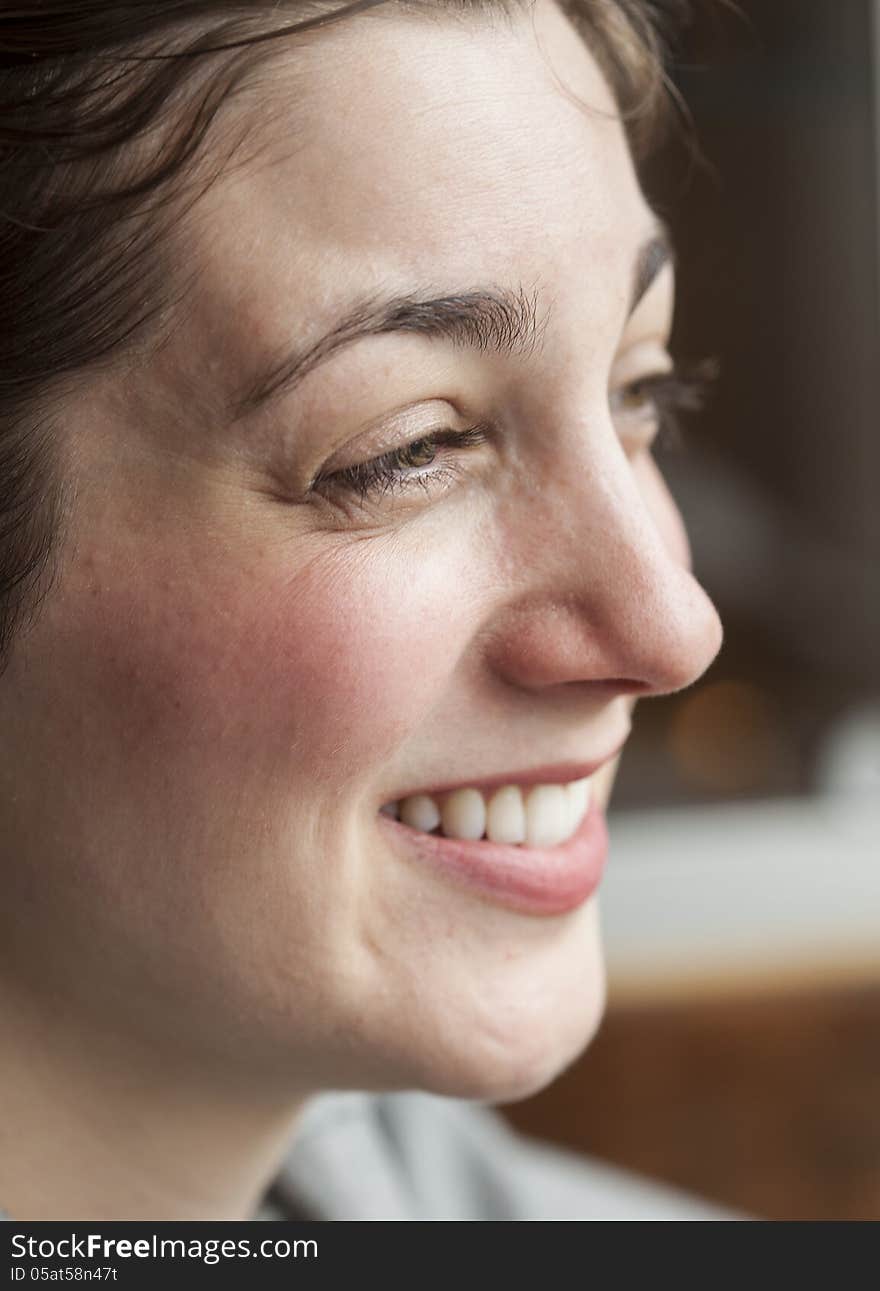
{"left": 0, "top": 0, "right": 722, "bottom": 1219}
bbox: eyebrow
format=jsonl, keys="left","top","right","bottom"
{"left": 230, "top": 226, "right": 673, "bottom": 422}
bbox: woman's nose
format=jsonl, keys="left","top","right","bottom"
{"left": 484, "top": 449, "right": 724, "bottom": 698}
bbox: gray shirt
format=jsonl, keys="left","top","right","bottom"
{"left": 1, "top": 1091, "right": 738, "bottom": 1221}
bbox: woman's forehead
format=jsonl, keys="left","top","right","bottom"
{"left": 174, "top": 3, "right": 654, "bottom": 410}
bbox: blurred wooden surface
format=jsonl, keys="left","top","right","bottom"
{"left": 501, "top": 982, "right": 880, "bottom": 1220}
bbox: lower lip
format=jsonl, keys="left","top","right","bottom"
{"left": 377, "top": 798, "right": 609, "bottom": 917}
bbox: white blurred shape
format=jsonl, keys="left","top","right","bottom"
{"left": 815, "top": 700, "right": 880, "bottom": 798}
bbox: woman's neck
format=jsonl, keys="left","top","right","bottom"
{"left": 0, "top": 983, "right": 306, "bottom": 1221}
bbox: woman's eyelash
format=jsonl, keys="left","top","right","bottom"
{"left": 311, "top": 423, "right": 491, "bottom": 503}
{"left": 622, "top": 358, "right": 719, "bottom": 452}
{"left": 311, "top": 359, "right": 719, "bottom": 504}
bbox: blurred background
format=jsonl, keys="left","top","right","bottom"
{"left": 501, "top": 0, "right": 880, "bottom": 1220}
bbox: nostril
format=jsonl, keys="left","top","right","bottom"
{"left": 591, "top": 678, "right": 652, "bottom": 696}
{"left": 561, "top": 678, "right": 652, "bottom": 699}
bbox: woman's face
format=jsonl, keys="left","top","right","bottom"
{"left": 0, "top": 1, "right": 721, "bottom": 1102}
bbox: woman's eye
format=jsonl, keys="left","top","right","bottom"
{"left": 615, "top": 379, "right": 664, "bottom": 416}
{"left": 611, "top": 362, "right": 716, "bottom": 450}
{"left": 310, "top": 423, "right": 491, "bottom": 506}
{"left": 306, "top": 361, "right": 717, "bottom": 512}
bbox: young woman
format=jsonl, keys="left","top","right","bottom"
{"left": 0, "top": 0, "right": 724, "bottom": 1220}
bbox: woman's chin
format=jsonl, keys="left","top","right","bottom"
{"left": 390, "top": 910, "right": 608, "bottom": 1106}
{"left": 424, "top": 989, "right": 606, "bottom": 1106}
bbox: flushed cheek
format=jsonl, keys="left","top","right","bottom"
{"left": 235, "top": 539, "right": 473, "bottom": 787}
{"left": 58, "top": 529, "right": 475, "bottom": 802}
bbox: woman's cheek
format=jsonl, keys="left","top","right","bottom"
{"left": 57, "top": 521, "right": 479, "bottom": 795}
{"left": 244, "top": 533, "right": 479, "bottom": 778}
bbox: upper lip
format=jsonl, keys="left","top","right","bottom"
{"left": 382, "top": 737, "right": 628, "bottom": 804}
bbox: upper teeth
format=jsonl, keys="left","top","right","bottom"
{"left": 380, "top": 777, "right": 593, "bottom": 848}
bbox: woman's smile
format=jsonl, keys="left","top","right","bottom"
{"left": 372, "top": 737, "right": 628, "bottom": 913}
{"left": 384, "top": 776, "right": 596, "bottom": 846}
{"left": 378, "top": 791, "right": 610, "bottom": 917}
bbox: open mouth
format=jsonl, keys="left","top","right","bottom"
{"left": 376, "top": 749, "right": 623, "bottom": 915}
{"left": 380, "top": 775, "right": 593, "bottom": 849}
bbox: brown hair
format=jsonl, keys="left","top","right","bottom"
{"left": 0, "top": 0, "right": 688, "bottom": 669}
